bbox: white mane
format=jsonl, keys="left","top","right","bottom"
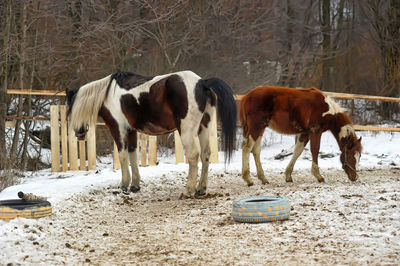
{"left": 69, "top": 75, "right": 112, "bottom": 131}
{"left": 339, "top": 124, "right": 355, "bottom": 139}
{"left": 322, "top": 96, "right": 345, "bottom": 117}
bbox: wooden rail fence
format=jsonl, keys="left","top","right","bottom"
{"left": 50, "top": 105, "right": 218, "bottom": 172}
{"left": 6, "top": 89, "right": 400, "bottom": 172}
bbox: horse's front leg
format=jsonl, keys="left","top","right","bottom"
{"left": 309, "top": 132, "right": 325, "bottom": 183}
{"left": 180, "top": 134, "right": 199, "bottom": 199}
{"left": 252, "top": 135, "right": 268, "bottom": 184}
{"left": 127, "top": 130, "right": 141, "bottom": 193}
{"left": 118, "top": 148, "right": 132, "bottom": 192}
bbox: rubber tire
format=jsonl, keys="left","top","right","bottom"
{"left": 232, "top": 196, "right": 290, "bottom": 223}
{"left": 0, "top": 199, "right": 52, "bottom": 222}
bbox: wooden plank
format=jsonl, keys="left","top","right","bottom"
{"left": 59, "top": 106, "right": 68, "bottom": 172}
{"left": 8, "top": 89, "right": 399, "bottom": 102}
{"left": 209, "top": 111, "right": 218, "bottom": 163}
{"left": 353, "top": 125, "right": 400, "bottom": 132}
{"left": 68, "top": 121, "right": 78, "bottom": 171}
{"left": 323, "top": 92, "right": 400, "bottom": 103}
{"left": 7, "top": 89, "right": 66, "bottom": 96}
{"left": 5, "top": 121, "right": 16, "bottom": 127}
{"left": 6, "top": 115, "right": 49, "bottom": 121}
{"left": 148, "top": 136, "right": 157, "bottom": 166}
{"left": 79, "top": 140, "right": 86, "bottom": 171}
{"left": 174, "top": 131, "right": 184, "bottom": 164}
{"left": 113, "top": 142, "right": 121, "bottom": 169}
{"left": 50, "top": 106, "right": 60, "bottom": 172}
{"left": 87, "top": 125, "right": 96, "bottom": 170}
{"left": 140, "top": 134, "right": 148, "bottom": 166}
{"left": 234, "top": 92, "right": 400, "bottom": 103}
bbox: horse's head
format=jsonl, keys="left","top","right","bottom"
{"left": 340, "top": 135, "right": 362, "bottom": 181}
{"left": 66, "top": 87, "right": 88, "bottom": 140}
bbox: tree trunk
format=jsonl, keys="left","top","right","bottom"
{"left": 279, "top": 0, "right": 295, "bottom": 86}
{"left": 321, "top": 0, "right": 333, "bottom": 90}
{"left": 9, "top": 2, "right": 27, "bottom": 167}
{"left": 0, "top": 0, "right": 12, "bottom": 170}
{"left": 382, "top": 0, "right": 400, "bottom": 97}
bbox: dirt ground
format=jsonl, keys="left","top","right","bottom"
{"left": 4, "top": 168, "right": 400, "bottom": 265}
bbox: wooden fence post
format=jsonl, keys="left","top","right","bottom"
{"left": 60, "top": 106, "right": 69, "bottom": 171}
{"left": 79, "top": 140, "right": 86, "bottom": 171}
{"left": 140, "top": 133, "right": 147, "bottom": 166}
{"left": 148, "top": 136, "right": 157, "bottom": 166}
{"left": 113, "top": 142, "right": 120, "bottom": 170}
{"left": 68, "top": 122, "right": 78, "bottom": 171}
{"left": 87, "top": 125, "right": 96, "bottom": 170}
{"left": 50, "top": 106, "right": 60, "bottom": 172}
{"left": 174, "top": 131, "right": 184, "bottom": 164}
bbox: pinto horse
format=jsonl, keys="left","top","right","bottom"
{"left": 66, "top": 70, "right": 237, "bottom": 199}
{"left": 240, "top": 86, "right": 362, "bottom": 185}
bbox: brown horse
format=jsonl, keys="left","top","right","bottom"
{"left": 240, "top": 86, "right": 362, "bottom": 185}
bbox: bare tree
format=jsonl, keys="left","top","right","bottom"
{"left": 0, "top": 0, "right": 13, "bottom": 169}
{"left": 361, "top": 0, "right": 400, "bottom": 97}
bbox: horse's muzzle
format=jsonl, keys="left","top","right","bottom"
{"left": 75, "top": 125, "right": 88, "bottom": 140}
{"left": 75, "top": 131, "right": 87, "bottom": 140}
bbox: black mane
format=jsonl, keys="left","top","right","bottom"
{"left": 111, "top": 71, "right": 153, "bottom": 90}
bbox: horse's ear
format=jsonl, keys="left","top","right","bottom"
{"left": 358, "top": 136, "right": 362, "bottom": 143}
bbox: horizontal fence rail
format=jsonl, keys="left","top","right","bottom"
{"left": 7, "top": 89, "right": 399, "bottom": 132}
{"left": 4, "top": 89, "right": 400, "bottom": 172}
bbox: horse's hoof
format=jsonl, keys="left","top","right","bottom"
{"left": 318, "top": 178, "right": 325, "bottom": 183}
{"left": 121, "top": 185, "right": 129, "bottom": 194}
{"left": 260, "top": 179, "right": 269, "bottom": 185}
{"left": 247, "top": 182, "right": 254, "bottom": 187}
{"left": 179, "top": 193, "right": 190, "bottom": 200}
{"left": 130, "top": 186, "right": 140, "bottom": 193}
{"left": 195, "top": 190, "right": 206, "bottom": 197}
{"left": 285, "top": 178, "right": 293, "bottom": 183}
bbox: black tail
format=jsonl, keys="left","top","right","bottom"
{"left": 201, "top": 78, "right": 237, "bottom": 163}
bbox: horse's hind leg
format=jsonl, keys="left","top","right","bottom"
{"left": 196, "top": 122, "right": 211, "bottom": 196}
{"left": 118, "top": 148, "right": 131, "bottom": 193}
{"left": 252, "top": 135, "right": 268, "bottom": 184}
{"left": 180, "top": 132, "right": 200, "bottom": 199}
{"left": 242, "top": 136, "right": 255, "bottom": 186}
{"left": 285, "top": 134, "right": 309, "bottom": 182}
{"left": 310, "top": 132, "right": 325, "bottom": 182}
{"left": 127, "top": 130, "right": 141, "bottom": 193}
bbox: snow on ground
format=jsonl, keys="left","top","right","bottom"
{"left": 0, "top": 129, "right": 399, "bottom": 265}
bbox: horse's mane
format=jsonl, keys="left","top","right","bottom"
{"left": 69, "top": 71, "right": 154, "bottom": 131}
{"left": 108, "top": 71, "right": 153, "bottom": 93}
{"left": 69, "top": 74, "right": 112, "bottom": 131}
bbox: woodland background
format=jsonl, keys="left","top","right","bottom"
{"left": 0, "top": 0, "right": 400, "bottom": 172}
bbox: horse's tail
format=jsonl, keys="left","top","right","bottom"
{"left": 200, "top": 78, "right": 237, "bottom": 163}
{"left": 68, "top": 74, "right": 113, "bottom": 131}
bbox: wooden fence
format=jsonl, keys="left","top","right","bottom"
{"left": 6, "top": 89, "right": 400, "bottom": 173}
{"left": 49, "top": 105, "right": 218, "bottom": 172}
